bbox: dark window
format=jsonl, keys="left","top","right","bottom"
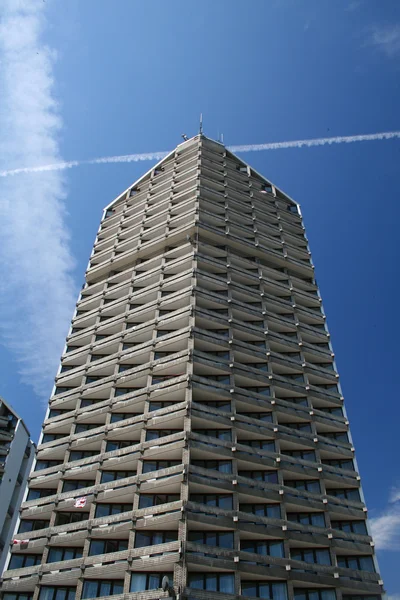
{"left": 148, "top": 401, "right": 178, "bottom": 411}
{"left": 69, "top": 450, "right": 98, "bottom": 461}
{"left": 89, "top": 539, "right": 128, "bottom": 556}
{"left": 110, "top": 412, "right": 139, "bottom": 423}
{"left": 8, "top": 554, "right": 42, "bottom": 569}
{"left": 114, "top": 387, "right": 140, "bottom": 397}
{"left": 192, "top": 460, "right": 232, "bottom": 473}
{"left": 55, "top": 512, "right": 89, "bottom": 526}
{"left": 287, "top": 512, "right": 325, "bottom": 527}
{"left": 323, "top": 459, "right": 354, "bottom": 471}
{"left": 94, "top": 503, "right": 132, "bottom": 518}
{"left": 337, "top": 555, "right": 375, "bottom": 572}
{"left": 198, "top": 400, "right": 231, "bottom": 411}
{"left": 74, "top": 423, "right": 99, "bottom": 434}
{"left": 239, "top": 412, "right": 273, "bottom": 422}
{"left": 283, "top": 449, "right": 316, "bottom": 461}
{"left": 18, "top": 520, "right": 49, "bottom": 533}
{"left": 142, "top": 460, "right": 180, "bottom": 473}
{"left": 100, "top": 470, "right": 136, "bottom": 484}
{"left": 27, "top": 489, "right": 54, "bottom": 501}
{"left": 189, "top": 494, "right": 233, "bottom": 509}
{"left": 62, "top": 480, "right": 93, "bottom": 493}
{"left": 3, "top": 595, "right": 34, "bottom": 600}
{"left": 240, "top": 503, "right": 281, "bottom": 519}
{"left": 38, "top": 588, "right": 76, "bottom": 600}
{"left": 193, "top": 429, "right": 231, "bottom": 441}
{"left": 42, "top": 433, "right": 64, "bottom": 443}
{"left": 138, "top": 494, "right": 180, "bottom": 509}
{"left": 82, "top": 580, "right": 124, "bottom": 599}
{"left": 331, "top": 520, "right": 367, "bottom": 535}
{"left": 134, "top": 531, "right": 177, "bottom": 547}
{"left": 188, "top": 531, "right": 234, "bottom": 549}
{"left": 146, "top": 429, "right": 179, "bottom": 441}
{"left": 47, "top": 547, "right": 82, "bottom": 563}
{"left": 291, "top": 548, "right": 331, "bottom": 565}
{"left": 105, "top": 440, "right": 132, "bottom": 452}
{"left": 35, "top": 460, "right": 62, "bottom": 471}
{"left": 130, "top": 573, "right": 173, "bottom": 593}
{"left": 241, "top": 439, "right": 275, "bottom": 451}
{"left": 286, "top": 480, "right": 321, "bottom": 493}
{"left": 242, "top": 539, "right": 284, "bottom": 558}
{"left": 294, "top": 589, "right": 336, "bottom": 600}
{"left": 188, "top": 573, "right": 235, "bottom": 593}
{"left": 327, "top": 488, "right": 360, "bottom": 502}
{"left": 238, "top": 470, "right": 278, "bottom": 484}
{"left": 241, "top": 581, "right": 288, "bottom": 599}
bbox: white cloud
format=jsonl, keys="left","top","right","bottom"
{"left": 0, "top": 0, "right": 76, "bottom": 398}
{"left": 370, "top": 487, "right": 400, "bottom": 551}
{"left": 388, "top": 596, "right": 400, "bottom": 600}
{"left": 369, "top": 24, "right": 400, "bottom": 58}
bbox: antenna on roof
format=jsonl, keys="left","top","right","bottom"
{"left": 199, "top": 113, "right": 203, "bottom": 135}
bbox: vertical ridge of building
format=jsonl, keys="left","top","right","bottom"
{"left": 1, "top": 135, "right": 384, "bottom": 600}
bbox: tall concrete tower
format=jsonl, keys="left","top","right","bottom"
{"left": 2, "top": 136, "right": 384, "bottom": 600}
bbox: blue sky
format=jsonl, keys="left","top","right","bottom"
{"left": 0, "top": 0, "right": 399, "bottom": 593}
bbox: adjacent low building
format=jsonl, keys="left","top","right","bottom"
{"left": 0, "top": 397, "right": 35, "bottom": 574}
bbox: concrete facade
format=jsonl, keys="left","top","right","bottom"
{"left": 0, "top": 397, "right": 35, "bottom": 575}
{"left": 1, "top": 135, "right": 384, "bottom": 600}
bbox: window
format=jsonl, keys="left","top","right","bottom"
{"left": 239, "top": 412, "right": 273, "bottom": 422}
{"left": 69, "top": 450, "right": 98, "bottom": 461}
{"left": 241, "top": 439, "right": 275, "bottom": 451}
{"left": 3, "top": 595, "right": 33, "bottom": 600}
{"left": 193, "top": 429, "right": 232, "bottom": 441}
{"left": 142, "top": 460, "right": 180, "bottom": 473}
{"left": 291, "top": 548, "right": 331, "bottom": 565}
{"left": 130, "top": 573, "right": 173, "bottom": 593}
{"left": 238, "top": 470, "right": 278, "bottom": 484}
{"left": 149, "top": 400, "right": 178, "bottom": 411}
{"left": 95, "top": 503, "right": 132, "bottom": 518}
{"left": 35, "top": 460, "right": 62, "bottom": 471}
{"left": 18, "top": 520, "right": 49, "bottom": 533}
{"left": 135, "top": 531, "right": 177, "bottom": 547}
{"left": 47, "top": 547, "right": 82, "bottom": 563}
{"left": 331, "top": 520, "right": 367, "bottom": 535}
{"left": 327, "top": 488, "right": 360, "bottom": 502}
{"left": 55, "top": 512, "right": 89, "bottom": 526}
{"left": 242, "top": 581, "right": 287, "bottom": 599}
{"left": 42, "top": 433, "right": 64, "bottom": 443}
{"left": 286, "top": 480, "right": 321, "bottom": 493}
{"left": 188, "top": 531, "right": 234, "bottom": 548}
{"left": 287, "top": 512, "right": 325, "bottom": 527}
{"left": 190, "top": 494, "right": 233, "bottom": 509}
{"left": 241, "top": 539, "right": 284, "bottom": 557}
{"left": 105, "top": 440, "right": 132, "bottom": 452}
{"left": 62, "top": 480, "right": 93, "bottom": 493}
{"left": 247, "top": 386, "right": 271, "bottom": 396}
{"left": 100, "top": 470, "right": 136, "bottom": 483}
{"left": 283, "top": 449, "right": 316, "bottom": 461}
{"left": 337, "top": 555, "right": 375, "bottom": 572}
{"left": 8, "top": 554, "right": 42, "bottom": 569}
{"left": 114, "top": 387, "right": 140, "bottom": 397}
{"left": 38, "top": 588, "right": 76, "bottom": 600}
{"left": 198, "top": 400, "right": 231, "bottom": 411}
{"left": 82, "top": 580, "right": 124, "bottom": 598}
{"left": 192, "top": 460, "right": 232, "bottom": 473}
{"left": 138, "top": 494, "right": 180, "bottom": 509}
{"left": 206, "top": 374, "right": 230, "bottom": 384}
{"left": 110, "top": 412, "right": 138, "bottom": 423}
{"left": 74, "top": 423, "right": 99, "bottom": 433}
{"left": 89, "top": 539, "right": 128, "bottom": 556}
{"left": 294, "top": 589, "right": 336, "bottom": 600}
{"left": 188, "top": 573, "right": 235, "bottom": 593}
{"left": 146, "top": 429, "right": 178, "bottom": 441}
{"left": 323, "top": 459, "right": 354, "bottom": 471}
{"left": 240, "top": 503, "right": 281, "bottom": 519}
{"left": 27, "top": 489, "right": 54, "bottom": 501}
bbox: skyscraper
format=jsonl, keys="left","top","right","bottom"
{"left": 2, "top": 135, "right": 384, "bottom": 600}
{"left": 0, "top": 397, "right": 35, "bottom": 575}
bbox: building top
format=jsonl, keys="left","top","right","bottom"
{"left": 0, "top": 396, "right": 32, "bottom": 439}
{"left": 104, "top": 134, "right": 299, "bottom": 214}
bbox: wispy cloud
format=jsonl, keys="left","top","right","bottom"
{"left": 370, "top": 486, "right": 400, "bottom": 550}
{"left": 0, "top": 0, "right": 76, "bottom": 398}
{"left": 368, "top": 24, "right": 400, "bottom": 58}
{"left": 1, "top": 131, "right": 399, "bottom": 178}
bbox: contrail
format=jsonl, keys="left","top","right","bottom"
{"left": 0, "top": 130, "right": 399, "bottom": 178}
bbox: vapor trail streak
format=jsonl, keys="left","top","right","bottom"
{"left": 1, "top": 130, "right": 399, "bottom": 178}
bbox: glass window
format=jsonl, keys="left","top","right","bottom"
{"left": 190, "top": 494, "right": 233, "bottom": 509}
{"left": 187, "top": 573, "right": 234, "bottom": 593}
{"left": 81, "top": 580, "right": 123, "bottom": 599}
{"left": 242, "top": 581, "right": 288, "bottom": 599}
{"left": 192, "top": 460, "right": 232, "bottom": 473}
{"left": 240, "top": 503, "right": 281, "bottom": 519}
{"left": 38, "top": 588, "right": 76, "bottom": 600}
{"left": 129, "top": 573, "right": 173, "bottom": 593}
{"left": 89, "top": 539, "right": 128, "bottom": 555}
{"left": 134, "top": 531, "right": 177, "bottom": 548}
{"left": 100, "top": 470, "right": 135, "bottom": 483}
{"left": 8, "top": 554, "right": 42, "bottom": 569}
{"left": 94, "top": 503, "right": 132, "bottom": 518}
{"left": 188, "top": 531, "right": 234, "bottom": 548}
{"left": 138, "top": 494, "right": 180, "bottom": 509}
{"left": 47, "top": 547, "right": 82, "bottom": 563}
{"left": 294, "top": 590, "right": 336, "bottom": 600}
